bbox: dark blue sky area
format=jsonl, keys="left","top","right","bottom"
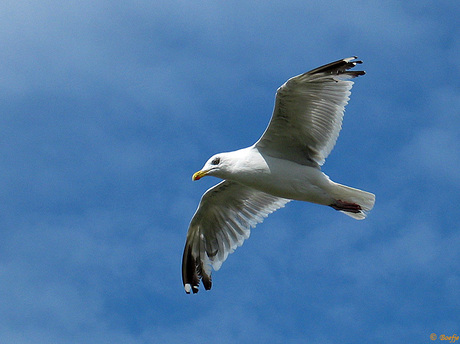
{"left": 1, "top": 1, "right": 459, "bottom": 343}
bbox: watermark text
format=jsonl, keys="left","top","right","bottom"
{"left": 430, "top": 333, "right": 460, "bottom": 343}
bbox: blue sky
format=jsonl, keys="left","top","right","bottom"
{"left": 1, "top": 0, "right": 459, "bottom": 343}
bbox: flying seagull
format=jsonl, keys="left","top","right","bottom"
{"left": 182, "top": 57, "right": 375, "bottom": 294}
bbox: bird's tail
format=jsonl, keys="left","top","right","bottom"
{"left": 329, "top": 183, "right": 375, "bottom": 220}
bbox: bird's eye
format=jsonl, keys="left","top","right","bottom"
{"left": 211, "top": 157, "right": 220, "bottom": 165}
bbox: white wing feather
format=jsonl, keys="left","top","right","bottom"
{"left": 255, "top": 57, "right": 364, "bottom": 166}
{"left": 182, "top": 180, "right": 290, "bottom": 293}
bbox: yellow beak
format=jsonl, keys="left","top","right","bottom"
{"left": 192, "top": 170, "right": 209, "bottom": 181}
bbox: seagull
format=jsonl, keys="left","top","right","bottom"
{"left": 182, "top": 57, "right": 375, "bottom": 294}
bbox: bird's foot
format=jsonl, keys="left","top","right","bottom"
{"left": 330, "top": 200, "right": 362, "bottom": 213}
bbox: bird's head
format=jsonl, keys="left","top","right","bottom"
{"left": 192, "top": 153, "right": 231, "bottom": 181}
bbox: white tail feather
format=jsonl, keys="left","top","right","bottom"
{"left": 331, "top": 183, "right": 375, "bottom": 220}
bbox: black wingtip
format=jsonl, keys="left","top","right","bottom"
{"left": 182, "top": 244, "right": 200, "bottom": 294}
{"left": 202, "top": 273, "right": 212, "bottom": 291}
{"left": 306, "top": 56, "right": 365, "bottom": 78}
{"left": 182, "top": 242, "right": 213, "bottom": 294}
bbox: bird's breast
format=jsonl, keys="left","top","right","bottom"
{"left": 231, "top": 154, "right": 334, "bottom": 204}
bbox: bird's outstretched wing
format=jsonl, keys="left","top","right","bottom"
{"left": 182, "top": 180, "right": 290, "bottom": 293}
{"left": 255, "top": 56, "right": 365, "bottom": 166}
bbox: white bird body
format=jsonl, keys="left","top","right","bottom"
{"left": 182, "top": 57, "right": 376, "bottom": 293}
{"left": 213, "top": 147, "right": 335, "bottom": 205}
